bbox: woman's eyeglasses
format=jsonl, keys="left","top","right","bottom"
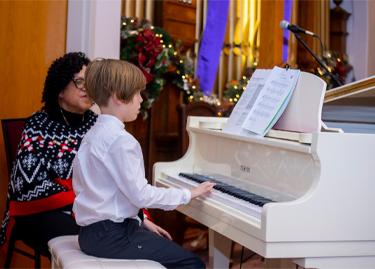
{"left": 72, "top": 79, "right": 85, "bottom": 89}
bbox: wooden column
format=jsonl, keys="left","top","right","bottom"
{"left": 257, "top": 0, "right": 284, "bottom": 69}
{"left": 295, "top": 0, "right": 318, "bottom": 73}
{"left": 330, "top": 0, "right": 351, "bottom": 55}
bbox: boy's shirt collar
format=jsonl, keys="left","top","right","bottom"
{"left": 97, "top": 114, "right": 125, "bottom": 129}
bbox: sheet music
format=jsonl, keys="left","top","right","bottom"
{"left": 241, "top": 66, "right": 300, "bottom": 136}
{"left": 222, "top": 69, "right": 272, "bottom": 136}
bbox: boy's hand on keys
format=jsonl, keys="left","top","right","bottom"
{"left": 190, "top": 182, "right": 216, "bottom": 199}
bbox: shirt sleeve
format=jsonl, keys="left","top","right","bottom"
{"left": 104, "top": 135, "right": 191, "bottom": 210}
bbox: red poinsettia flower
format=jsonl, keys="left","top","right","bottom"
{"left": 133, "top": 29, "right": 164, "bottom": 83}
{"left": 135, "top": 29, "right": 163, "bottom": 66}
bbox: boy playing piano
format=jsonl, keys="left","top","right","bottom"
{"left": 72, "top": 59, "right": 216, "bottom": 269}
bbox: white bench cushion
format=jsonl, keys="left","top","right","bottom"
{"left": 48, "top": 235, "right": 166, "bottom": 269}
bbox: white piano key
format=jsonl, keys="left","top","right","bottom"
{"left": 165, "top": 173, "right": 263, "bottom": 219}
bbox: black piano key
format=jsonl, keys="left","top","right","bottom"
{"left": 178, "top": 173, "right": 276, "bottom": 208}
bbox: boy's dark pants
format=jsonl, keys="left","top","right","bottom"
{"left": 78, "top": 218, "right": 206, "bottom": 269}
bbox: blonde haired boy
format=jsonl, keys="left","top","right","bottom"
{"left": 73, "top": 59, "right": 215, "bottom": 268}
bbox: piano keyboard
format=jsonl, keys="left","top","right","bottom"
{"left": 165, "top": 173, "right": 278, "bottom": 219}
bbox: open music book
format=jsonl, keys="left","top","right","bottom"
{"left": 223, "top": 66, "right": 300, "bottom": 137}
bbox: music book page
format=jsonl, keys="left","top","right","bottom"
{"left": 241, "top": 66, "right": 300, "bottom": 136}
{"left": 222, "top": 69, "right": 272, "bottom": 136}
{"left": 223, "top": 66, "right": 300, "bottom": 137}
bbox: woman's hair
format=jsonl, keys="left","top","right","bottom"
{"left": 41, "top": 52, "right": 90, "bottom": 114}
{"left": 85, "top": 59, "right": 146, "bottom": 107}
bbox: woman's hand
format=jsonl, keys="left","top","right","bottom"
{"left": 190, "top": 181, "right": 216, "bottom": 199}
{"left": 141, "top": 218, "right": 172, "bottom": 241}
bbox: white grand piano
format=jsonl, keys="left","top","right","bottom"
{"left": 153, "top": 72, "right": 375, "bottom": 268}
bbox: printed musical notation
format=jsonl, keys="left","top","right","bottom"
{"left": 222, "top": 66, "right": 300, "bottom": 137}
{"left": 222, "top": 69, "right": 272, "bottom": 135}
{"left": 241, "top": 66, "right": 300, "bottom": 135}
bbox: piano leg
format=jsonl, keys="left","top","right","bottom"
{"left": 208, "top": 229, "right": 232, "bottom": 269}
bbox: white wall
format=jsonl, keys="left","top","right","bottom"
{"left": 66, "top": 0, "right": 122, "bottom": 60}
{"left": 367, "top": 0, "right": 375, "bottom": 77}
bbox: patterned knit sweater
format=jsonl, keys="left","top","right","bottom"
{"left": 0, "top": 109, "right": 98, "bottom": 248}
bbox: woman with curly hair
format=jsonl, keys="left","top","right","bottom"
{"left": 0, "top": 52, "right": 98, "bottom": 260}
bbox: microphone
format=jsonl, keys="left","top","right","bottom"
{"left": 279, "top": 20, "right": 342, "bottom": 87}
{"left": 279, "top": 20, "right": 317, "bottom": 37}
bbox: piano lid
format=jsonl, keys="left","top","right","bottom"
{"left": 322, "top": 75, "right": 375, "bottom": 134}
{"left": 324, "top": 75, "right": 375, "bottom": 103}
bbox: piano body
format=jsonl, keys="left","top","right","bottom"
{"left": 153, "top": 73, "right": 375, "bottom": 268}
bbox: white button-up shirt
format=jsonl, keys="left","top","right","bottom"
{"left": 73, "top": 114, "right": 191, "bottom": 226}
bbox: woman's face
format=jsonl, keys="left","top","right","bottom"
{"left": 58, "top": 65, "right": 91, "bottom": 114}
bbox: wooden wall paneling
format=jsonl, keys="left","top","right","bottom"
{"left": 296, "top": 0, "right": 319, "bottom": 73}
{"left": 273, "top": 0, "right": 284, "bottom": 66}
{"left": 145, "top": 0, "right": 155, "bottom": 24}
{"left": 124, "top": 115, "right": 151, "bottom": 183}
{"left": 123, "top": 0, "right": 136, "bottom": 18}
{"left": 0, "top": 1, "right": 68, "bottom": 267}
{"left": 319, "top": 0, "right": 330, "bottom": 50}
{"left": 147, "top": 81, "right": 183, "bottom": 245}
{"left": 257, "top": 0, "right": 284, "bottom": 69}
{"left": 154, "top": 0, "right": 197, "bottom": 52}
{"left": 177, "top": 101, "right": 219, "bottom": 157}
{"left": 135, "top": 0, "right": 145, "bottom": 19}
{"left": 330, "top": 1, "right": 351, "bottom": 55}
{"left": 147, "top": 80, "right": 181, "bottom": 181}
{"left": 287, "top": 0, "right": 299, "bottom": 68}
{"left": 312, "top": 0, "right": 329, "bottom": 62}
{"left": 122, "top": 0, "right": 154, "bottom": 22}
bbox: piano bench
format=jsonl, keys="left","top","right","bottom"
{"left": 48, "top": 235, "right": 166, "bottom": 269}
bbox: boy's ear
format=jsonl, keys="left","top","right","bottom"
{"left": 113, "top": 93, "right": 123, "bottom": 105}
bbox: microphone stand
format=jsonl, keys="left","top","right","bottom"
{"left": 293, "top": 32, "right": 343, "bottom": 88}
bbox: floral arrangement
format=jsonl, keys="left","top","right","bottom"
{"left": 120, "top": 16, "right": 196, "bottom": 118}
{"left": 316, "top": 50, "right": 352, "bottom": 90}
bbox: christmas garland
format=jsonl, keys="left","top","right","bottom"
{"left": 120, "top": 16, "right": 196, "bottom": 118}
{"left": 223, "top": 67, "right": 255, "bottom": 106}
{"left": 316, "top": 50, "right": 352, "bottom": 90}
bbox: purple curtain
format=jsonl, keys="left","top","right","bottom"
{"left": 282, "top": 0, "right": 293, "bottom": 63}
{"left": 196, "top": 0, "right": 230, "bottom": 95}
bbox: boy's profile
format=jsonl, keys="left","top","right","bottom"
{"left": 72, "top": 59, "right": 215, "bottom": 268}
